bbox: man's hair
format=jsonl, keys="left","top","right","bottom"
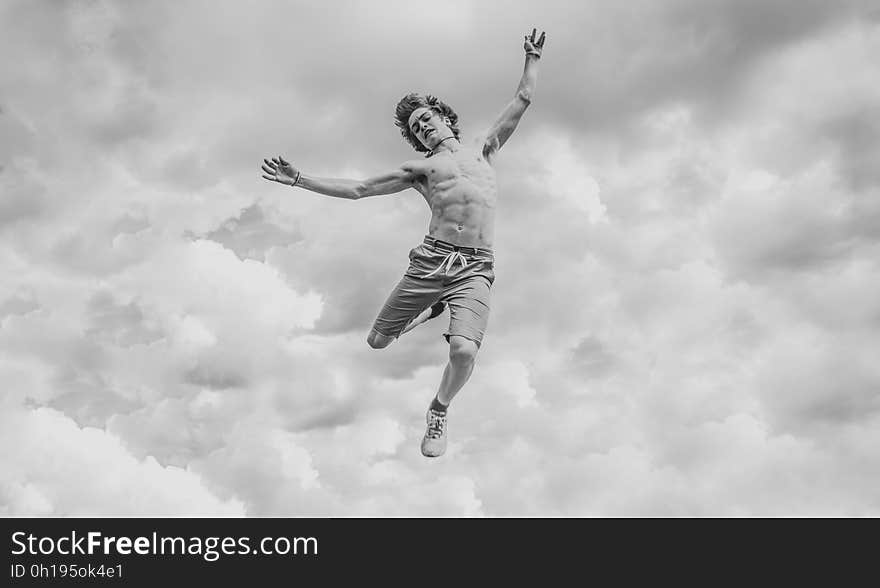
{"left": 394, "top": 93, "right": 461, "bottom": 153}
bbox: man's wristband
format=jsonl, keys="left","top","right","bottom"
{"left": 292, "top": 171, "right": 302, "bottom": 187}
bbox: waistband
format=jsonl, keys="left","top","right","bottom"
{"left": 423, "top": 235, "right": 494, "bottom": 257}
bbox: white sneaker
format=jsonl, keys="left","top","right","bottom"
{"left": 420, "top": 408, "right": 448, "bottom": 457}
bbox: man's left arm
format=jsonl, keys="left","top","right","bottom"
{"left": 483, "top": 28, "right": 546, "bottom": 160}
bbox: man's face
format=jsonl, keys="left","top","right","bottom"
{"left": 407, "top": 107, "right": 454, "bottom": 150}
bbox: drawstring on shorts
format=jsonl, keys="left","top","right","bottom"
{"left": 419, "top": 236, "right": 493, "bottom": 279}
{"left": 423, "top": 250, "right": 471, "bottom": 278}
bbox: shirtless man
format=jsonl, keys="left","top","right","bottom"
{"left": 262, "top": 29, "right": 546, "bottom": 457}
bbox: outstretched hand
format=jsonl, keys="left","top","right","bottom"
{"left": 524, "top": 28, "right": 546, "bottom": 58}
{"left": 261, "top": 156, "right": 300, "bottom": 186}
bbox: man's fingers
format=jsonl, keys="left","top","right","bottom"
{"left": 538, "top": 31, "right": 545, "bottom": 47}
{"left": 531, "top": 27, "right": 536, "bottom": 42}
{"left": 262, "top": 174, "right": 277, "bottom": 182}
{"left": 261, "top": 164, "right": 275, "bottom": 175}
{"left": 264, "top": 158, "right": 276, "bottom": 169}
{"left": 279, "top": 156, "right": 290, "bottom": 165}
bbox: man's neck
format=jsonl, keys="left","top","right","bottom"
{"left": 427, "top": 136, "right": 459, "bottom": 157}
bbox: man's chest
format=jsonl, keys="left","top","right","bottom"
{"left": 422, "top": 151, "right": 495, "bottom": 186}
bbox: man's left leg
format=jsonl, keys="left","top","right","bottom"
{"left": 421, "top": 335, "right": 479, "bottom": 458}
{"left": 437, "top": 336, "right": 479, "bottom": 405}
{"left": 419, "top": 254, "right": 494, "bottom": 458}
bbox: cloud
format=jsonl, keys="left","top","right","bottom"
{"left": 0, "top": 405, "right": 244, "bottom": 516}
{"left": 0, "top": 162, "right": 46, "bottom": 229}
{"left": 0, "top": 291, "right": 40, "bottom": 321}
{"left": 85, "top": 290, "right": 164, "bottom": 347}
{"left": 199, "top": 202, "right": 303, "bottom": 262}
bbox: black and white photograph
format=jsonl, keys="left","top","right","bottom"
{"left": 2, "top": 0, "right": 879, "bottom": 521}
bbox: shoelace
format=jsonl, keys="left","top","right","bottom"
{"left": 423, "top": 250, "right": 470, "bottom": 278}
{"left": 426, "top": 409, "right": 447, "bottom": 439}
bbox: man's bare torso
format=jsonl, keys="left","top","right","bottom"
{"left": 411, "top": 142, "right": 497, "bottom": 249}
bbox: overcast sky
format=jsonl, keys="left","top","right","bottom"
{"left": 2, "top": 0, "right": 880, "bottom": 516}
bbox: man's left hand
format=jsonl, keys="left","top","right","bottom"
{"left": 524, "top": 28, "right": 546, "bottom": 59}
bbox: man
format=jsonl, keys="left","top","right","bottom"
{"left": 261, "top": 29, "right": 546, "bottom": 457}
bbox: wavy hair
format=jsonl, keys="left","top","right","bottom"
{"left": 394, "top": 93, "right": 461, "bottom": 153}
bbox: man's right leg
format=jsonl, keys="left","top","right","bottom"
{"left": 370, "top": 269, "right": 439, "bottom": 348}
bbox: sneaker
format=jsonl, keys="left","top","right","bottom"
{"left": 420, "top": 408, "right": 448, "bottom": 457}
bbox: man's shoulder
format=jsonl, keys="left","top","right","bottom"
{"left": 467, "top": 133, "right": 488, "bottom": 149}
{"left": 401, "top": 158, "right": 429, "bottom": 173}
{"left": 398, "top": 159, "right": 429, "bottom": 195}
{"left": 474, "top": 131, "right": 500, "bottom": 161}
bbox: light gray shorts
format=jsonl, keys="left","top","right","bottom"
{"left": 372, "top": 235, "right": 495, "bottom": 346}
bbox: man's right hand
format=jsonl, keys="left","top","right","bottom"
{"left": 261, "top": 156, "right": 301, "bottom": 186}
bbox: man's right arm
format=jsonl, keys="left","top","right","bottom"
{"left": 300, "top": 164, "right": 423, "bottom": 200}
{"left": 262, "top": 156, "right": 424, "bottom": 200}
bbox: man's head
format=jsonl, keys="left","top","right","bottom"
{"left": 394, "top": 93, "right": 460, "bottom": 153}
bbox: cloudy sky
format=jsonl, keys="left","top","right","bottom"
{"left": 2, "top": 0, "right": 879, "bottom": 517}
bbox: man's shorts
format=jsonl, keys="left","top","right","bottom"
{"left": 371, "top": 235, "right": 495, "bottom": 346}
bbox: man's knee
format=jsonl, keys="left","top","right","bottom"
{"left": 367, "top": 329, "right": 394, "bottom": 349}
{"left": 448, "top": 336, "right": 478, "bottom": 366}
